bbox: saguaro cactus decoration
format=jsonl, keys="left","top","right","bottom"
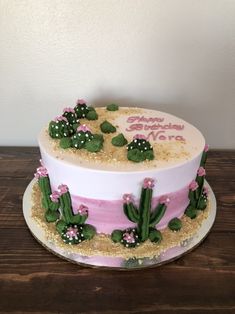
{"left": 55, "top": 184, "right": 96, "bottom": 244}
{"left": 34, "top": 165, "right": 60, "bottom": 222}
{"left": 35, "top": 162, "right": 96, "bottom": 245}
{"left": 185, "top": 145, "right": 209, "bottom": 219}
{"left": 111, "top": 178, "right": 169, "bottom": 247}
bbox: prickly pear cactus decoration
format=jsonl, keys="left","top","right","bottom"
{"left": 127, "top": 135, "right": 154, "bottom": 162}
{"left": 34, "top": 164, "right": 60, "bottom": 222}
{"left": 86, "top": 107, "right": 98, "bottom": 120}
{"left": 111, "top": 178, "right": 170, "bottom": 247}
{"left": 185, "top": 144, "right": 209, "bottom": 219}
{"left": 74, "top": 99, "right": 89, "bottom": 118}
{"left": 49, "top": 116, "right": 74, "bottom": 139}
{"left": 62, "top": 107, "right": 79, "bottom": 125}
{"left": 71, "top": 124, "right": 94, "bottom": 149}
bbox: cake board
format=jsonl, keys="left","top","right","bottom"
{"left": 23, "top": 179, "right": 216, "bottom": 270}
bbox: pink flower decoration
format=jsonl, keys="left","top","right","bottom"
{"left": 203, "top": 186, "right": 209, "bottom": 196}
{"left": 77, "top": 124, "right": 91, "bottom": 133}
{"left": 123, "top": 194, "right": 134, "bottom": 204}
{"left": 123, "top": 231, "right": 136, "bottom": 244}
{"left": 50, "top": 191, "right": 60, "bottom": 203}
{"left": 66, "top": 226, "right": 78, "bottom": 240}
{"left": 54, "top": 115, "right": 68, "bottom": 122}
{"left": 133, "top": 134, "right": 147, "bottom": 140}
{"left": 78, "top": 204, "right": 88, "bottom": 216}
{"left": 197, "top": 167, "right": 206, "bottom": 177}
{"left": 189, "top": 180, "right": 199, "bottom": 191}
{"left": 34, "top": 166, "right": 48, "bottom": 179}
{"left": 77, "top": 99, "right": 86, "bottom": 105}
{"left": 159, "top": 195, "right": 170, "bottom": 205}
{"left": 204, "top": 144, "right": 209, "bottom": 152}
{"left": 58, "top": 184, "right": 68, "bottom": 195}
{"left": 143, "top": 178, "right": 155, "bottom": 189}
{"left": 63, "top": 107, "right": 75, "bottom": 113}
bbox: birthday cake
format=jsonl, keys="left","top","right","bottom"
{"left": 31, "top": 100, "right": 210, "bottom": 264}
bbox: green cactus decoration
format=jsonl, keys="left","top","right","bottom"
{"left": 60, "top": 137, "right": 72, "bottom": 149}
{"left": 111, "top": 178, "right": 169, "bottom": 247}
{"left": 62, "top": 108, "right": 79, "bottom": 125}
{"left": 71, "top": 125, "right": 94, "bottom": 149}
{"left": 111, "top": 133, "right": 128, "bottom": 147}
{"left": 100, "top": 120, "right": 116, "bottom": 133}
{"left": 127, "top": 136, "right": 154, "bottom": 162}
{"left": 55, "top": 184, "right": 96, "bottom": 244}
{"left": 86, "top": 107, "right": 98, "bottom": 120}
{"left": 35, "top": 166, "right": 60, "bottom": 222}
{"left": 185, "top": 145, "right": 209, "bottom": 219}
{"left": 168, "top": 218, "right": 182, "bottom": 231}
{"left": 74, "top": 99, "right": 89, "bottom": 118}
{"left": 49, "top": 117, "right": 74, "bottom": 139}
{"left": 106, "top": 103, "right": 119, "bottom": 111}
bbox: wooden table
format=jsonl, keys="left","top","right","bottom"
{"left": 0, "top": 147, "right": 234, "bottom": 314}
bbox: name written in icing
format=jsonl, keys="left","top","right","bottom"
{"left": 125, "top": 116, "right": 186, "bottom": 142}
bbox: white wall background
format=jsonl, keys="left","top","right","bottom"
{"left": 0, "top": 0, "right": 234, "bottom": 148}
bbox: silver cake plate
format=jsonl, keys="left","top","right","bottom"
{"left": 23, "top": 179, "right": 217, "bottom": 270}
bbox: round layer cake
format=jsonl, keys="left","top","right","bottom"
{"left": 38, "top": 106, "right": 205, "bottom": 234}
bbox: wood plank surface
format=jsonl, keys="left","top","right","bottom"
{"left": 0, "top": 147, "right": 234, "bottom": 314}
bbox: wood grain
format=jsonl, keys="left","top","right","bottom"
{"left": 0, "top": 147, "right": 234, "bottom": 314}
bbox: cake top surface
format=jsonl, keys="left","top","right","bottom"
{"left": 38, "top": 106, "right": 205, "bottom": 172}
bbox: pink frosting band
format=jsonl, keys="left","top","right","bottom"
{"left": 65, "top": 185, "right": 190, "bottom": 234}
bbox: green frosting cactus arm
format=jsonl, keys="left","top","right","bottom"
{"left": 35, "top": 165, "right": 59, "bottom": 222}
{"left": 58, "top": 185, "right": 87, "bottom": 225}
{"left": 123, "top": 194, "right": 139, "bottom": 223}
{"left": 149, "top": 202, "right": 167, "bottom": 227}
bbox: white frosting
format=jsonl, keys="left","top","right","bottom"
{"left": 38, "top": 107, "right": 205, "bottom": 200}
